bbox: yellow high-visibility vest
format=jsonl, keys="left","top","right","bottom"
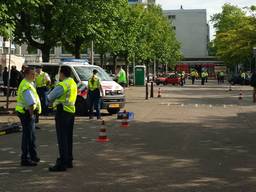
{"left": 54, "top": 77, "right": 77, "bottom": 114}
{"left": 16, "top": 79, "right": 41, "bottom": 114}
{"left": 35, "top": 72, "right": 48, "bottom": 88}
{"left": 88, "top": 76, "right": 100, "bottom": 91}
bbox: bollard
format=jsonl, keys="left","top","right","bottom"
{"left": 145, "top": 83, "right": 149, "bottom": 100}
{"left": 150, "top": 82, "right": 154, "bottom": 98}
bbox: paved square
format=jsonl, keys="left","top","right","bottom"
{"left": 1, "top": 82, "right": 256, "bottom": 192}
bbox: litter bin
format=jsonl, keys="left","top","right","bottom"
{"left": 135, "top": 65, "right": 146, "bottom": 86}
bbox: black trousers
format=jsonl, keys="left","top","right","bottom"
{"left": 191, "top": 77, "right": 195, "bottom": 84}
{"left": 55, "top": 106, "right": 75, "bottom": 166}
{"left": 201, "top": 78, "right": 205, "bottom": 85}
{"left": 37, "top": 87, "right": 49, "bottom": 115}
{"left": 17, "top": 112, "right": 37, "bottom": 161}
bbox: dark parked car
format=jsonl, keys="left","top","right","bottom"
{"left": 228, "top": 74, "right": 251, "bottom": 85}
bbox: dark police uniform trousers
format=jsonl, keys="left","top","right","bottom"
{"left": 55, "top": 104, "right": 75, "bottom": 166}
{"left": 18, "top": 111, "right": 37, "bottom": 161}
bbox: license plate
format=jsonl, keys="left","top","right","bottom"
{"left": 109, "top": 104, "right": 120, "bottom": 108}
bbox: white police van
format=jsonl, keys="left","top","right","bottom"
{"left": 27, "top": 60, "right": 125, "bottom": 115}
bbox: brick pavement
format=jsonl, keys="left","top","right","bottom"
{"left": 0, "top": 83, "right": 256, "bottom": 192}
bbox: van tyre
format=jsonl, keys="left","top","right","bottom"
{"left": 107, "top": 108, "right": 120, "bottom": 115}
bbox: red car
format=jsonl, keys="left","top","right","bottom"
{"left": 165, "top": 73, "right": 181, "bottom": 85}
{"left": 155, "top": 76, "right": 167, "bottom": 85}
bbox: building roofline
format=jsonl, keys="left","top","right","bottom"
{"left": 163, "top": 9, "right": 207, "bottom": 13}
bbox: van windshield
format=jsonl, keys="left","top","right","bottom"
{"left": 74, "top": 66, "right": 112, "bottom": 81}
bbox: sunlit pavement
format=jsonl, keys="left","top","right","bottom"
{"left": 1, "top": 81, "right": 256, "bottom": 192}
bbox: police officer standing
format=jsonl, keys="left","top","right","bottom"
{"left": 190, "top": 70, "right": 196, "bottom": 85}
{"left": 16, "top": 67, "right": 41, "bottom": 166}
{"left": 201, "top": 71, "right": 207, "bottom": 85}
{"left": 88, "top": 69, "right": 103, "bottom": 120}
{"left": 47, "top": 66, "right": 77, "bottom": 172}
{"left": 35, "top": 66, "right": 51, "bottom": 115}
{"left": 115, "top": 65, "right": 127, "bottom": 87}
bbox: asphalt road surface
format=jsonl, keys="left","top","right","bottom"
{"left": 1, "top": 81, "right": 256, "bottom": 192}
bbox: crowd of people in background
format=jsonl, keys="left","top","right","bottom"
{"left": 1, "top": 66, "right": 27, "bottom": 96}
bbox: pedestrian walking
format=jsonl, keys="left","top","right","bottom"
{"left": 35, "top": 66, "right": 51, "bottom": 115}
{"left": 47, "top": 66, "right": 77, "bottom": 172}
{"left": 15, "top": 67, "right": 41, "bottom": 166}
{"left": 2, "top": 67, "right": 8, "bottom": 96}
{"left": 88, "top": 69, "right": 104, "bottom": 120}
{"left": 115, "top": 65, "right": 127, "bottom": 87}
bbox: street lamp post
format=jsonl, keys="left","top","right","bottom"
{"left": 6, "top": 32, "right": 12, "bottom": 110}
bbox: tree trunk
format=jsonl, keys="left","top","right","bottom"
{"left": 103, "top": 54, "right": 107, "bottom": 69}
{"left": 41, "top": 47, "right": 51, "bottom": 62}
{"left": 74, "top": 39, "right": 82, "bottom": 59}
{"left": 112, "top": 54, "right": 117, "bottom": 74}
{"left": 100, "top": 53, "right": 104, "bottom": 68}
{"left": 125, "top": 56, "right": 129, "bottom": 87}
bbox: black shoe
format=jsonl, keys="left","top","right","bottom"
{"left": 49, "top": 164, "right": 66, "bottom": 172}
{"left": 21, "top": 160, "right": 37, "bottom": 167}
{"left": 89, "top": 116, "right": 93, "bottom": 120}
{"left": 66, "top": 162, "right": 73, "bottom": 168}
{"left": 31, "top": 157, "right": 40, "bottom": 163}
{"left": 35, "top": 126, "right": 40, "bottom": 130}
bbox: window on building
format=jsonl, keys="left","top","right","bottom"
{"left": 168, "top": 15, "right": 176, "bottom": 20}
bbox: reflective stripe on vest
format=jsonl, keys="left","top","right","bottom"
{"left": 36, "top": 72, "right": 47, "bottom": 88}
{"left": 15, "top": 79, "right": 42, "bottom": 114}
{"left": 54, "top": 78, "right": 77, "bottom": 113}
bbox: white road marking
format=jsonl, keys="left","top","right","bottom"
{"left": 20, "top": 170, "right": 33, "bottom": 173}
{"left": 0, "top": 172, "right": 10, "bottom": 176}
{"left": 39, "top": 145, "right": 49, "bottom": 148}
{"left": 9, "top": 151, "right": 16, "bottom": 154}
{"left": 0, "top": 148, "right": 13, "bottom": 152}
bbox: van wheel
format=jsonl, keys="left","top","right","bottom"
{"left": 107, "top": 108, "right": 120, "bottom": 115}
{"left": 75, "top": 96, "right": 88, "bottom": 116}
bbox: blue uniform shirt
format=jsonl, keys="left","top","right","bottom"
{"left": 47, "top": 86, "right": 64, "bottom": 102}
{"left": 23, "top": 90, "right": 36, "bottom": 107}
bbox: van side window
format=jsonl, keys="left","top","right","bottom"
{"left": 59, "top": 66, "right": 78, "bottom": 83}
{"left": 42, "top": 66, "right": 60, "bottom": 85}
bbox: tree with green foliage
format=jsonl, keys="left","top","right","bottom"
{"left": 211, "top": 4, "right": 256, "bottom": 70}
{"left": 2, "top": 0, "right": 68, "bottom": 62}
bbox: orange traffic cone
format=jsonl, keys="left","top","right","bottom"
{"left": 121, "top": 110, "right": 129, "bottom": 128}
{"left": 239, "top": 90, "right": 243, "bottom": 100}
{"left": 157, "top": 88, "right": 162, "bottom": 98}
{"left": 96, "top": 120, "right": 110, "bottom": 142}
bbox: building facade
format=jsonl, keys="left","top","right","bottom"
{"left": 164, "top": 9, "right": 209, "bottom": 59}
{"left": 128, "top": 0, "right": 155, "bottom": 5}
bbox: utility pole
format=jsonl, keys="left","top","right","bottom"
{"left": 6, "top": 30, "right": 12, "bottom": 110}
{"left": 91, "top": 40, "right": 94, "bottom": 65}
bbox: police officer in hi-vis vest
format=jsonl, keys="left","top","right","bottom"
{"left": 47, "top": 66, "right": 77, "bottom": 172}
{"left": 35, "top": 66, "right": 51, "bottom": 115}
{"left": 16, "top": 67, "right": 41, "bottom": 166}
{"left": 88, "top": 69, "right": 104, "bottom": 120}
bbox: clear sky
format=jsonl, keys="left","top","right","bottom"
{"left": 156, "top": 0, "right": 255, "bottom": 39}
